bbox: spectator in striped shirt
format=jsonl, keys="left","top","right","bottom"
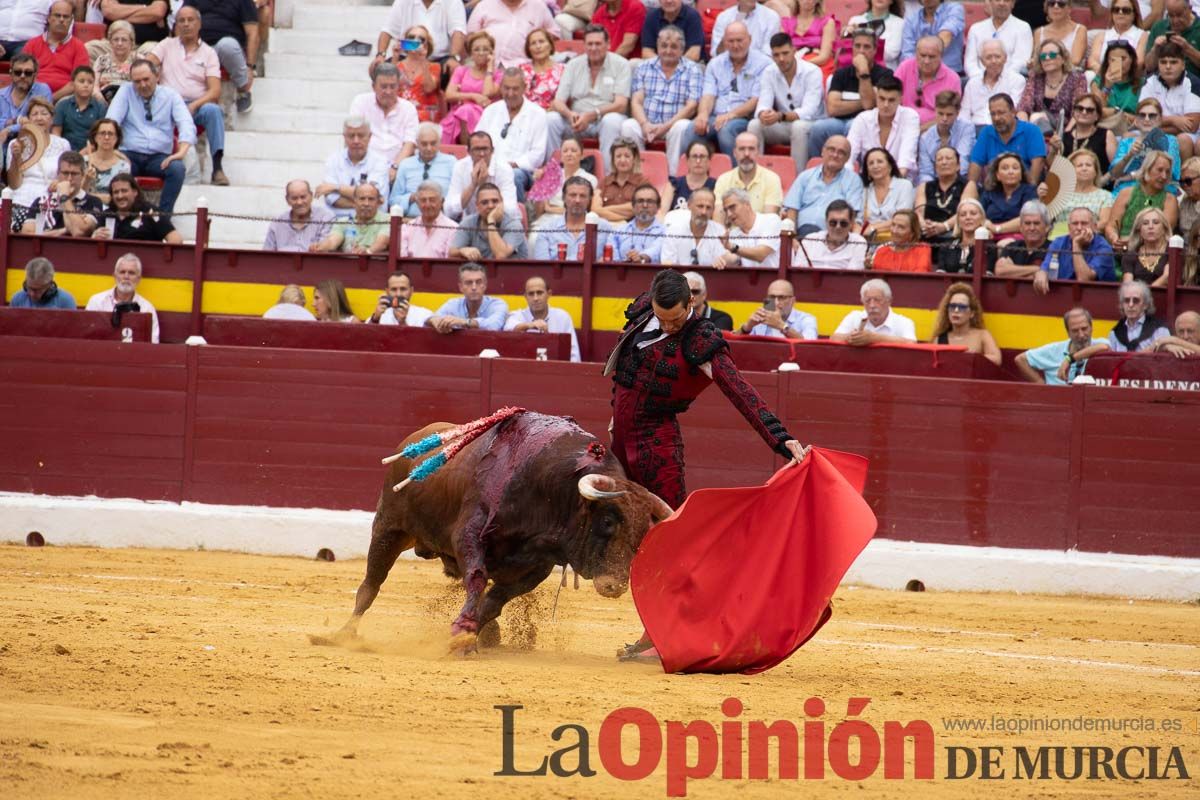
{"left": 619, "top": 25, "right": 702, "bottom": 169}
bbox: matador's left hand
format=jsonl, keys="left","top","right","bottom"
{"left": 783, "top": 439, "right": 810, "bottom": 466}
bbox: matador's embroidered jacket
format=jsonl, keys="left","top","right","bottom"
{"left": 603, "top": 293, "right": 796, "bottom": 507}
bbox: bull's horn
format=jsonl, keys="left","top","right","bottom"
{"left": 578, "top": 474, "right": 626, "bottom": 500}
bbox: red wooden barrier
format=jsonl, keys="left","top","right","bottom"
{"left": 722, "top": 336, "right": 1010, "bottom": 379}
{"left": 0, "top": 308, "right": 153, "bottom": 342}
{"left": 1, "top": 337, "right": 1196, "bottom": 559}
{"left": 201, "top": 316, "right": 572, "bottom": 360}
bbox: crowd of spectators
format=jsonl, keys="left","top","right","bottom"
{"left": 3, "top": 0, "right": 1200, "bottom": 371}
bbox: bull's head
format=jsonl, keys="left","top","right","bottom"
{"left": 575, "top": 474, "right": 674, "bottom": 598}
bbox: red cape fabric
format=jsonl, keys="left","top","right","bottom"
{"left": 629, "top": 448, "right": 877, "bottom": 675}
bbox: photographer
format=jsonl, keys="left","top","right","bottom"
{"left": 369, "top": 271, "right": 433, "bottom": 327}
{"left": 84, "top": 253, "right": 160, "bottom": 343}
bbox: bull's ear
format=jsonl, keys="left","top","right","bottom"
{"left": 643, "top": 489, "right": 675, "bottom": 522}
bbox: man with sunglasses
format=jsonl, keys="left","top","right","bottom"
{"left": 9, "top": 257, "right": 76, "bottom": 309}
{"left": 682, "top": 271, "right": 733, "bottom": 331}
{"left": 389, "top": 122, "right": 455, "bottom": 218}
{"left": 795, "top": 199, "right": 868, "bottom": 269}
{"left": 18, "top": 150, "right": 102, "bottom": 237}
{"left": 1138, "top": 41, "right": 1200, "bottom": 161}
{"left": 661, "top": 187, "right": 726, "bottom": 267}
{"left": 1107, "top": 280, "right": 1170, "bottom": 352}
{"left": 749, "top": 32, "right": 823, "bottom": 172}
{"left": 476, "top": 68, "right": 548, "bottom": 202}
{"left": 104, "top": 59, "right": 194, "bottom": 215}
{"left": 20, "top": 1, "right": 88, "bottom": 98}
{"left": 964, "top": 0, "right": 1033, "bottom": 83}
{"left": 0, "top": 53, "right": 52, "bottom": 141}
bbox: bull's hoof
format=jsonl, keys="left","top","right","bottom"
{"left": 477, "top": 620, "right": 501, "bottom": 649}
{"left": 448, "top": 631, "right": 479, "bottom": 656}
{"left": 307, "top": 627, "right": 359, "bottom": 647}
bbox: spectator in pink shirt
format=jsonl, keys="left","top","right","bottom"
{"left": 146, "top": 6, "right": 229, "bottom": 186}
{"left": 399, "top": 181, "right": 456, "bottom": 258}
{"left": 466, "top": 0, "right": 561, "bottom": 68}
{"left": 349, "top": 62, "right": 420, "bottom": 173}
{"left": 591, "top": 0, "right": 645, "bottom": 58}
{"left": 893, "top": 35, "right": 959, "bottom": 131}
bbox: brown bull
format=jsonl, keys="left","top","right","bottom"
{"left": 334, "top": 411, "right": 673, "bottom": 651}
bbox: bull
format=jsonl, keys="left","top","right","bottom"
{"left": 327, "top": 411, "right": 673, "bottom": 653}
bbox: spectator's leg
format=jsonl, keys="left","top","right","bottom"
{"left": 790, "top": 120, "right": 813, "bottom": 171}
{"left": 0, "top": 39, "right": 27, "bottom": 57}
{"left": 598, "top": 112, "right": 625, "bottom": 172}
{"left": 214, "top": 36, "right": 252, "bottom": 111}
{"left": 715, "top": 117, "right": 749, "bottom": 157}
{"left": 619, "top": 117, "right": 645, "bottom": 153}
{"left": 513, "top": 167, "right": 532, "bottom": 202}
{"left": 193, "top": 102, "right": 228, "bottom": 182}
{"left": 665, "top": 119, "right": 691, "bottom": 169}
{"left": 122, "top": 150, "right": 150, "bottom": 177}
{"left": 156, "top": 156, "right": 186, "bottom": 214}
{"left": 554, "top": 14, "right": 587, "bottom": 37}
{"left": 1180, "top": 133, "right": 1196, "bottom": 162}
{"left": 806, "top": 117, "right": 849, "bottom": 159}
{"left": 545, "top": 112, "right": 567, "bottom": 161}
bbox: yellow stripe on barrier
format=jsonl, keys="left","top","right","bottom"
{"left": 7, "top": 269, "right": 193, "bottom": 313}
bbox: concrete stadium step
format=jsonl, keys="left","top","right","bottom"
{"left": 223, "top": 131, "right": 344, "bottom": 163}
{"left": 221, "top": 157, "right": 324, "bottom": 189}
{"left": 264, "top": 52, "right": 372, "bottom": 81}
{"left": 292, "top": 5, "right": 391, "bottom": 31}
{"left": 252, "top": 77, "right": 370, "bottom": 110}
{"left": 270, "top": 28, "right": 384, "bottom": 57}
{"left": 233, "top": 107, "right": 348, "bottom": 133}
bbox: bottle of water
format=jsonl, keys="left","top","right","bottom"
{"left": 1049, "top": 252, "right": 1060, "bottom": 280}
{"left": 344, "top": 225, "right": 358, "bottom": 250}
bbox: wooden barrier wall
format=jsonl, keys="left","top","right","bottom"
{"left": 4, "top": 204, "right": 1200, "bottom": 357}
{"left": 1, "top": 336, "right": 1196, "bottom": 558}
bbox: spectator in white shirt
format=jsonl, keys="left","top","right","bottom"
{"left": 738, "top": 278, "right": 818, "bottom": 339}
{"left": 749, "top": 32, "right": 825, "bottom": 171}
{"left": 263, "top": 285, "right": 317, "bottom": 321}
{"left": 504, "top": 276, "right": 581, "bottom": 362}
{"left": 661, "top": 187, "right": 728, "bottom": 266}
{"left": 711, "top": 0, "right": 781, "bottom": 57}
{"left": 369, "top": 270, "right": 435, "bottom": 327}
{"left": 960, "top": 39, "right": 1027, "bottom": 129}
{"left": 795, "top": 199, "right": 869, "bottom": 268}
{"left": 716, "top": 188, "right": 781, "bottom": 268}
{"left": 964, "top": 0, "right": 1034, "bottom": 82}
{"left": 1138, "top": 43, "right": 1200, "bottom": 160}
{"left": 475, "top": 68, "right": 548, "bottom": 201}
{"left": 349, "top": 63, "right": 420, "bottom": 172}
{"left": 847, "top": 74, "right": 920, "bottom": 177}
{"left": 444, "top": 130, "right": 519, "bottom": 220}
{"left": 831, "top": 277, "right": 918, "bottom": 345}
{"left": 84, "top": 252, "right": 160, "bottom": 343}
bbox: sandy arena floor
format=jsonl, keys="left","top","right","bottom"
{"left": 0, "top": 544, "right": 1196, "bottom": 799}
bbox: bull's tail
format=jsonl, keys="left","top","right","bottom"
{"left": 387, "top": 406, "right": 526, "bottom": 492}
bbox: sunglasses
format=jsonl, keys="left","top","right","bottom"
{"left": 1038, "top": 51, "right": 1061, "bottom": 61}
{"left": 730, "top": 76, "right": 739, "bottom": 93}
{"left": 1183, "top": 176, "right": 1198, "bottom": 187}
{"left": 142, "top": 97, "right": 153, "bottom": 121}
{"left": 10, "top": 69, "right": 35, "bottom": 77}
{"left": 690, "top": 288, "right": 703, "bottom": 295}
{"left": 827, "top": 218, "right": 851, "bottom": 228}
{"left": 1046, "top": 0, "right": 1067, "bottom": 7}
{"left": 1073, "top": 104, "right": 1097, "bottom": 113}
{"left": 1111, "top": 5, "right": 1134, "bottom": 12}
{"left": 1138, "top": 111, "right": 1161, "bottom": 120}
{"left": 422, "top": 162, "right": 431, "bottom": 179}
{"left": 500, "top": 122, "right": 511, "bottom": 139}
{"left": 948, "top": 302, "right": 970, "bottom": 312}
{"left": 690, "top": 248, "right": 699, "bottom": 265}
{"left": 1122, "top": 297, "right": 1144, "bottom": 304}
